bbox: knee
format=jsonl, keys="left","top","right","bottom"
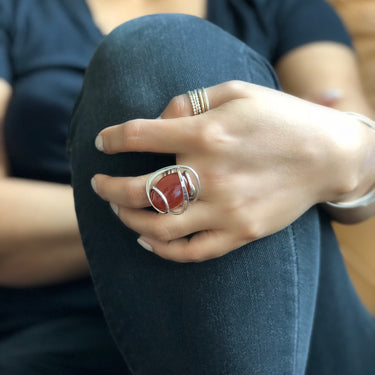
{"left": 84, "top": 12, "right": 279, "bottom": 104}
{"left": 92, "top": 13, "right": 209, "bottom": 57}
{"left": 80, "top": 14, "right": 215, "bottom": 121}
{"left": 86, "top": 14, "right": 209, "bottom": 84}
{"left": 101, "top": 13, "right": 206, "bottom": 50}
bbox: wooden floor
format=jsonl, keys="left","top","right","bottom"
{"left": 333, "top": 218, "right": 375, "bottom": 315}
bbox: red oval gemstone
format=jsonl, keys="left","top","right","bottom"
{"left": 150, "top": 172, "right": 190, "bottom": 212}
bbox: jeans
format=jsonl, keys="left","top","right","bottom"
{"left": 0, "top": 312, "right": 127, "bottom": 375}
{"left": 69, "top": 14, "right": 375, "bottom": 375}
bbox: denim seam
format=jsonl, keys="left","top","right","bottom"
{"left": 288, "top": 224, "right": 300, "bottom": 375}
{"left": 94, "top": 274, "right": 136, "bottom": 374}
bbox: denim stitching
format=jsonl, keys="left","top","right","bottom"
{"left": 288, "top": 223, "right": 300, "bottom": 375}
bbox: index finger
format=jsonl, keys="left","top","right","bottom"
{"left": 96, "top": 116, "right": 205, "bottom": 154}
{"left": 95, "top": 81, "right": 250, "bottom": 154}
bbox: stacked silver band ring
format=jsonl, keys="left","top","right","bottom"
{"left": 187, "top": 87, "right": 210, "bottom": 116}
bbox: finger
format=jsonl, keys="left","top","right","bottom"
{"left": 91, "top": 173, "right": 149, "bottom": 208}
{"left": 116, "top": 202, "right": 215, "bottom": 242}
{"left": 160, "top": 80, "right": 249, "bottom": 119}
{"left": 96, "top": 80, "right": 250, "bottom": 154}
{"left": 137, "top": 230, "right": 245, "bottom": 263}
{"left": 96, "top": 117, "right": 203, "bottom": 154}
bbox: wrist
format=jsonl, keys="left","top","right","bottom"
{"left": 324, "top": 112, "right": 375, "bottom": 205}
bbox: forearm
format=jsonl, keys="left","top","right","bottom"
{"left": 0, "top": 178, "right": 80, "bottom": 247}
{"left": 276, "top": 43, "right": 375, "bottom": 223}
{"left": 0, "top": 240, "right": 89, "bottom": 287}
{"left": 275, "top": 43, "right": 371, "bottom": 113}
{"left": 0, "top": 178, "right": 89, "bottom": 286}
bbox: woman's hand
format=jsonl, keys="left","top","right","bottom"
{"left": 92, "top": 81, "right": 373, "bottom": 262}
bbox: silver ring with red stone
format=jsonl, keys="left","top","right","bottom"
{"left": 146, "top": 165, "right": 200, "bottom": 214}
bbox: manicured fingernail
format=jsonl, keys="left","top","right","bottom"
{"left": 137, "top": 237, "right": 153, "bottom": 252}
{"left": 95, "top": 135, "right": 104, "bottom": 151}
{"left": 110, "top": 202, "right": 119, "bottom": 215}
{"left": 322, "top": 89, "right": 343, "bottom": 101}
{"left": 91, "top": 177, "right": 97, "bottom": 193}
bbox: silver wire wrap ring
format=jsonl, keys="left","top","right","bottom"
{"left": 187, "top": 88, "right": 210, "bottom": 116}
{"left": 146, "top": 165, "right": 200, "bottom": 214}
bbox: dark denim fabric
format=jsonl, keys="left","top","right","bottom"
{"left": 0, "top": 314, "right": 129, "bottom": 375}
{"left": 69, "top": 14, "right": 375, "bottom": 375}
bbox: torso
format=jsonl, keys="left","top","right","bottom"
{"left": 3, "top": 0, "right": 351, "bottom": 184}
{"left": 0, "top": 0, "right": 352, "bottom": 318}
{"left": 85, "top": 0, "right": 207, "bottom": 35}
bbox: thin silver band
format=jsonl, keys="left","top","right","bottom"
{"left": 188, "top": 88, "right": 209, "bottom": 116}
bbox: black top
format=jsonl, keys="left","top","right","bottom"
{"left": 0, "top": 0, "right": 351, "bottom": 183}
{"left": 0, "top": 0, "right": 351, "bottom": 332}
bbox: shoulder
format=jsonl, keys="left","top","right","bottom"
{"left": 0, "top": 0, "right": 77, "bottom": 26}
{"left": 0, "top": 0, "right": 67, "bottom": 35}
{"left": 249, "top": 0, "right": 351, "bottom": 63}
{"left": 0, "top": 0, "right": 15, "bottom": 29}
{"left": 240, "top": 0, "right": 340, "bottom": 22}
{"left": 0, "top": 0, "right": 87, "bottom": 49}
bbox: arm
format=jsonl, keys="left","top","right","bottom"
{"left": 0, "top": 79, "right": 10, "bottom": 177}
{"left": 0, "top": 79, "right": 89, "bottom": 287}
{"left": 91, "top": 81, "right": 375, "bottom": 262}
{"left": 275, "top": 42, "right": 374, "bottom": 116}
{"left": 275, "top": 42, "right": 375, "bottom": 223}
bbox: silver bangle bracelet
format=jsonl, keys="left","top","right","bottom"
{"left": 345, "top": 111, "right": 375, "bottom": 131}
{"left": 325, "top": 188, "right": 375, "bottom": 209}
{"left": 326, "top": 112, "right": 375, "bottom": 209}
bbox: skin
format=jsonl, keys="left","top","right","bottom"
{"left": 85, "top": 0, "right": 207, "bottom": 35}
{"left": 2, "top": 2, "right": 374, "bottom": 282}
{"left": 91, "top": 41, "right": 375, "bottom": 263}
{"left": 0, "top": 0, "right": 207, "bottom": 287}
{"left": 0, "top": 80, "right": 89, "bottom": 287}
{"left": 275, "top": 42, "right": 372, "bottom": 115}
{"left": 93, "top": 80, "right": 375, "bottom": 262}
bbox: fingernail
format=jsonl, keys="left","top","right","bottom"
{"left": 137, "top": 237, "right": 153, "bottom": 252}
{"left": 110, "top": 202, "right": 119, "bottom": 215}
{"left": 155, "top": 116, "right": 162, "bottom": 120}
{"left": 91, "top": 177, "right": 97, "bottom": 193}
{"left": 322, "top": 89, "right": 343, "bottom": 101}
{"left": 95, "top": 135, "right": 104, "bottom": 151}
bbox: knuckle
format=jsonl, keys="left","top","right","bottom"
{"left": 241, "top": 220, "right": 263, "bottom": 242}
{"left": 168, "top": 95, "right": 190, "bottom": 117}
{"left": 223, "top": 80, "right": 249, "bottom": 98}
{"left": 125, "top": 184, "right": 144, "bottom": 207}
{"left": 230, "top": 207, "right": 265, "bottom": 243}
{"left": 194, "top": 119, "right": 229, "bottom": 152}
{"left": 200, "top": 167, "right": 228, "bottom": 189}
{"left": 120, "top": 120, "right": 143, "bottom": 150}
{"left": 94, "top": 175, "right": 108, "bottom": 198}
{"left": 150, "top": 221, "right": 174, "bottom": 242}
{"left": 181, "top": 245, "right": 205, "bottom": 263}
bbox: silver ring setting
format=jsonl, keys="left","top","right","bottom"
{"left": 187, "top": 87, "right": 210, "bottom": 116}
{"left": 146, "top": 165, "right": 200, "bottom": 214}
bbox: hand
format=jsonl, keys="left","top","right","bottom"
{"left": 92, "top": 81, "right": 367, "bottom": 262}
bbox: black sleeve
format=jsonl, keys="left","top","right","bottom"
{"left": 0, "top": 0, "right": 14, "bottom": 83}
{"left": 273, "top": 0, "right": 352, "bottom": 63}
